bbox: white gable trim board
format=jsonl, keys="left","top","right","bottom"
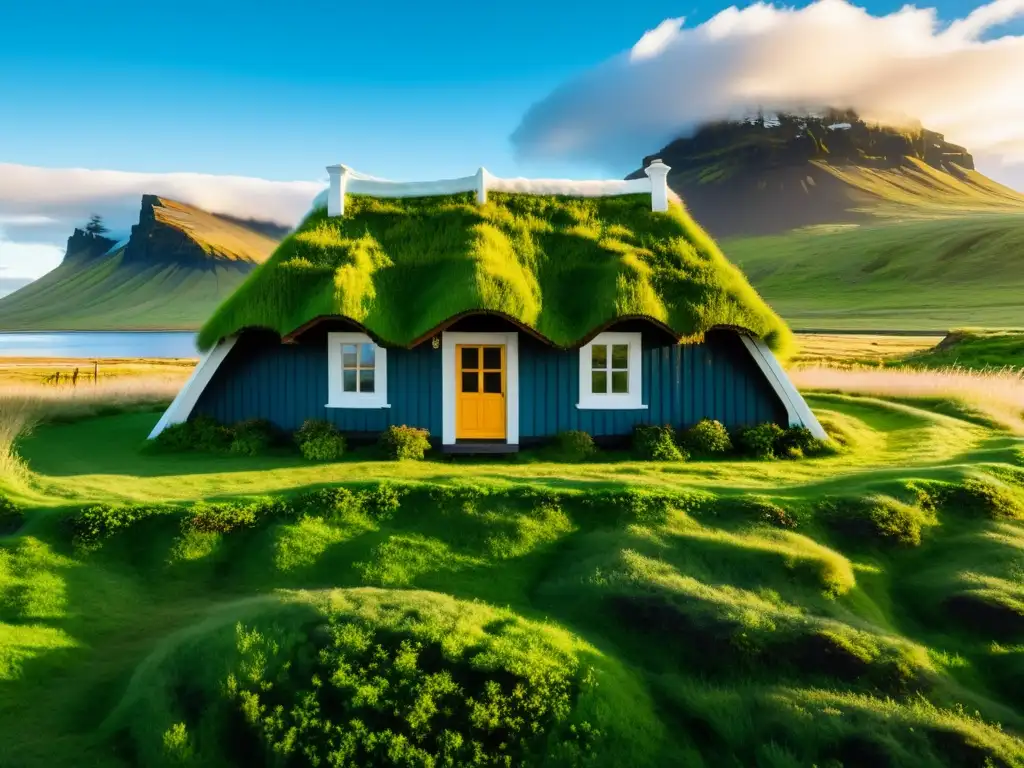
{"left": 739, "top": 335, "right": 827, "bottom": 438}
{"left": 441, "top": 331, "right": 520, "bottom": 446}
{"left": 147, "top": 336, "right": 237, "bottom": 439}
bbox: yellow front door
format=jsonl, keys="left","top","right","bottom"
{"left": 456, "top": 344, "right": 506, "bottom": 440}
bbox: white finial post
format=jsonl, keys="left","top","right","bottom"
{"left": 326, "top": 164, "right": 350, "bottom": 217}
{"left": 644, "top": 159, "right": 671, "bottom": 212}
{"left": 476, "top": 167, "right": 487, "bottom": 204}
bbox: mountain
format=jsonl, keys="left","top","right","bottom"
{"left": 631, "top": 113, "right": 1024, "bottom": 330}
{"left": 0, "top": 196, "right": 285, "bottom": 332}
{"left": 629, "top": 112, "right": 1024, "bottom": 239}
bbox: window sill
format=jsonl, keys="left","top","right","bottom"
{"left": 576, "top": 400, "right": 647, "bottom": 411}
{"left": 325, "top": 401, "right": 391, "bottom": 410}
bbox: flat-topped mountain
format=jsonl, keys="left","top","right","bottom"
{"left": 0, "top": 196, "right": 287, "bottom": 332}
{"left": 628, "top": 113, "right": 1024, "bottom": 238}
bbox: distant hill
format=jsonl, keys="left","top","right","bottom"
{"left": 631, "top": 113, "right": 1024, "bottom": 331}
{"left": 724, "top": 214, "right": 1024, "bottom": 330}
{"left": 629, "top": 112, "right": 1024, "bottom": 239}
{"left": 0, "top": 196, "right": 285, "bottom": 331}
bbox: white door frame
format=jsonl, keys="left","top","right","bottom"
{"left": 441, "top": 331, "right": 519, "bottom": 445}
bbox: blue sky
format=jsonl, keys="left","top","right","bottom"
{"left": 2, "top": 0, "right": 1001, "bottom": 181}
{"left": 1, "top": 0, "right": 1022, "bottom": 277}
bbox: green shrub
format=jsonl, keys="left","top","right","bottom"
{"left": 736, "top": 423, "right": 785, "bottom": 459}
{"left": 684, "top": 419, "right": 732, "bottom": 455}
{"left": 936, "top": 478, "right": 1024, "bottom": 520}
{"left": 295, "top": 419, "right": 346, "bottom": 461}
{"left": 294, "top": 483, "right": 404, "bottom": 523}
{"left": 68, "top": 503, "right": 172, "bottom": 550}
{"left": 633, "top": 424, "right": 687, "bottom": 462}
{"left": 554, "top": 430, "right": 597, "bottom": 461}
{"left": 182, "top": 497, "right": 293, "bottom": 535}
{"left": 754, "top": 498, "right": 799, "bottom": 529}
{"left": 116, "top": 592, "right": 634, "bottom": 768}
{"left": 379, "top": 425, "right": 431, "bottom": 460}
{"left": 775, "top": 426, "right": 835, "bottom": 459}
{"left": 228, "top": 419, "right": 274, "bottom": 456}
{"left": 822, "top": 495, "right": 926, "bottom": 547}
{"left": 154, "top": 415, "right": 233, "bottom": 453}
{"left": 0, "top": 496, "right": 24, "bottom": 535}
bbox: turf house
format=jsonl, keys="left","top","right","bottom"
{"left": 149, "top": 161, "right": 825, "bottom": 451}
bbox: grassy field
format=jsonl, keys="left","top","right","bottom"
{"left": 794, "top": 330, "right": 1024, "bottom": 369}
{"left": 725, "top": 213, "right": 1024, "bottom": 330}
{"left": 0, "top": 358, "right": 196, "bottom": 385}
{"left": 0, "top": 370, "right": 1023, "bottom": 765}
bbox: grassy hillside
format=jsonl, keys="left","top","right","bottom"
{"left": 1, "top": 387, "right": 1024, "bottom": 765}
{"left": 0, "top": 197, "right": 281, "bottom": 331}
{"left": 725, "top": 214, "right": 1024, "bottom": 330}
{"left": 900, "top": 330, "right": 1024, "bottom": 370}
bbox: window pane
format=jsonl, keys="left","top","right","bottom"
{"left": 343, "top": 369, "right": 358, "bottom": 392}
{"left": 359, "top": 369, "right": 375, "bottom": 393}
{"left": 342, "top": 344, "right": 358, "bottom": 368}
{"left": 611, "top": 344, "right": 629, "bottom": 370}
{"left": 591, "top": 344, "right": 607, "bottom": 370}
{"left": 483, "top": 371, "right": 502, "bottom": 393}
{"left": 461, "top": 346, "right": 479, "bottom": 370}
{"left": 359, "top": 343, "right": 375, "bottom": 367}
{"left": 461, "top": 371, "right": 479, "bottom": 393}
{"left": 592, "top": 370, "right": 607, "bottom": 394}
{"left": 611, "top": 371, "right": 629, "bottom": 394}
{"left": 482, "top": 347, "right": 501, "bottom": 370}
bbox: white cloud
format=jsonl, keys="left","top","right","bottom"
{"left": 0, "top": 163, "right": 325, "bottom": 250}
{"left": 511, "top": 0, "right": 1024, "bottom": 180}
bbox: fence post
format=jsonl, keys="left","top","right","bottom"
{"left": 644, "top": 159, "right": 671, "bottom": 212}
{"left": 94, "top": 361, "right": 98, "bottom": 385}
{"left": 326, "top": 164, "right": 350, "bottom": 217}
{"left": 476, "top": 167, "right": 488, "bottom": 205}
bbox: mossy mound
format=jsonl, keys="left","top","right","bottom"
{"left": 198, "top": 193, "right": 793, "bottom": 355}
{"left": 106, "top": 588, "right": 667, "bottom": 768}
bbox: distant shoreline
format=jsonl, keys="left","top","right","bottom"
{"left": 0, "top": 329, "right": 196, "bottom": 334}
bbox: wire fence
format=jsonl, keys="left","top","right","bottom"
{"left": 42, "top": 362, "right": 101, "bottom": 386}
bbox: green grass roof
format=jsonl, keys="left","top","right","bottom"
{"left": 197, "top": 191, "right": 794, "bottom": 356}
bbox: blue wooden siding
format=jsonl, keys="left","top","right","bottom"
{"left": 192, "top": 338, "right": 442, "bottom": 434}
{"left": 192, "top": 330, "right": 785, "bottom": 438}
{"left": 517, "top": 334, "right": 786, "bottom": 438}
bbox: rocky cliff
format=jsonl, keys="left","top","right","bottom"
{"left": 121, "top": 195, "right": 280, "bottom": 266}
{"left": 62, "top": 228, "right": 118, "bottom": 264}
{"left": 627, "top": 112, "right": 1021, "bottom": 237}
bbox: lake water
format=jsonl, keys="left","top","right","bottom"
{"left": 0, "top": 332, "right": 199, "bottom": 359}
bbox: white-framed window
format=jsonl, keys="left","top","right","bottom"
{"left": 576, "top": 331, "right": 646, "bottom": 410}
{"left": 326, "top": 332, "right": 390, "bottom": 409}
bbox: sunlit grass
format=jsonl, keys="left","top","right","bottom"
{"left": 793, "top": 364, "right": 1024, "bottom": 435}
{"left": 0, "top": 374, "right": 183, "bottom": 484}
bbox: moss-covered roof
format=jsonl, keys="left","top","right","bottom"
{"left": 197, "top": 192, "right": 794, "bottom": 356}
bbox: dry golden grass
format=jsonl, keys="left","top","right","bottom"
{"left": 793, "top": 334, "right": 943, "bottom": 367}
{"left": 0, "top": 374, "right": 186, "bottom": 481}
{"left": 0, "top": 358, "right": 196, "bottom": 385}
{"left": 792, "top": 364, "right": 1024, "bottom": 434}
